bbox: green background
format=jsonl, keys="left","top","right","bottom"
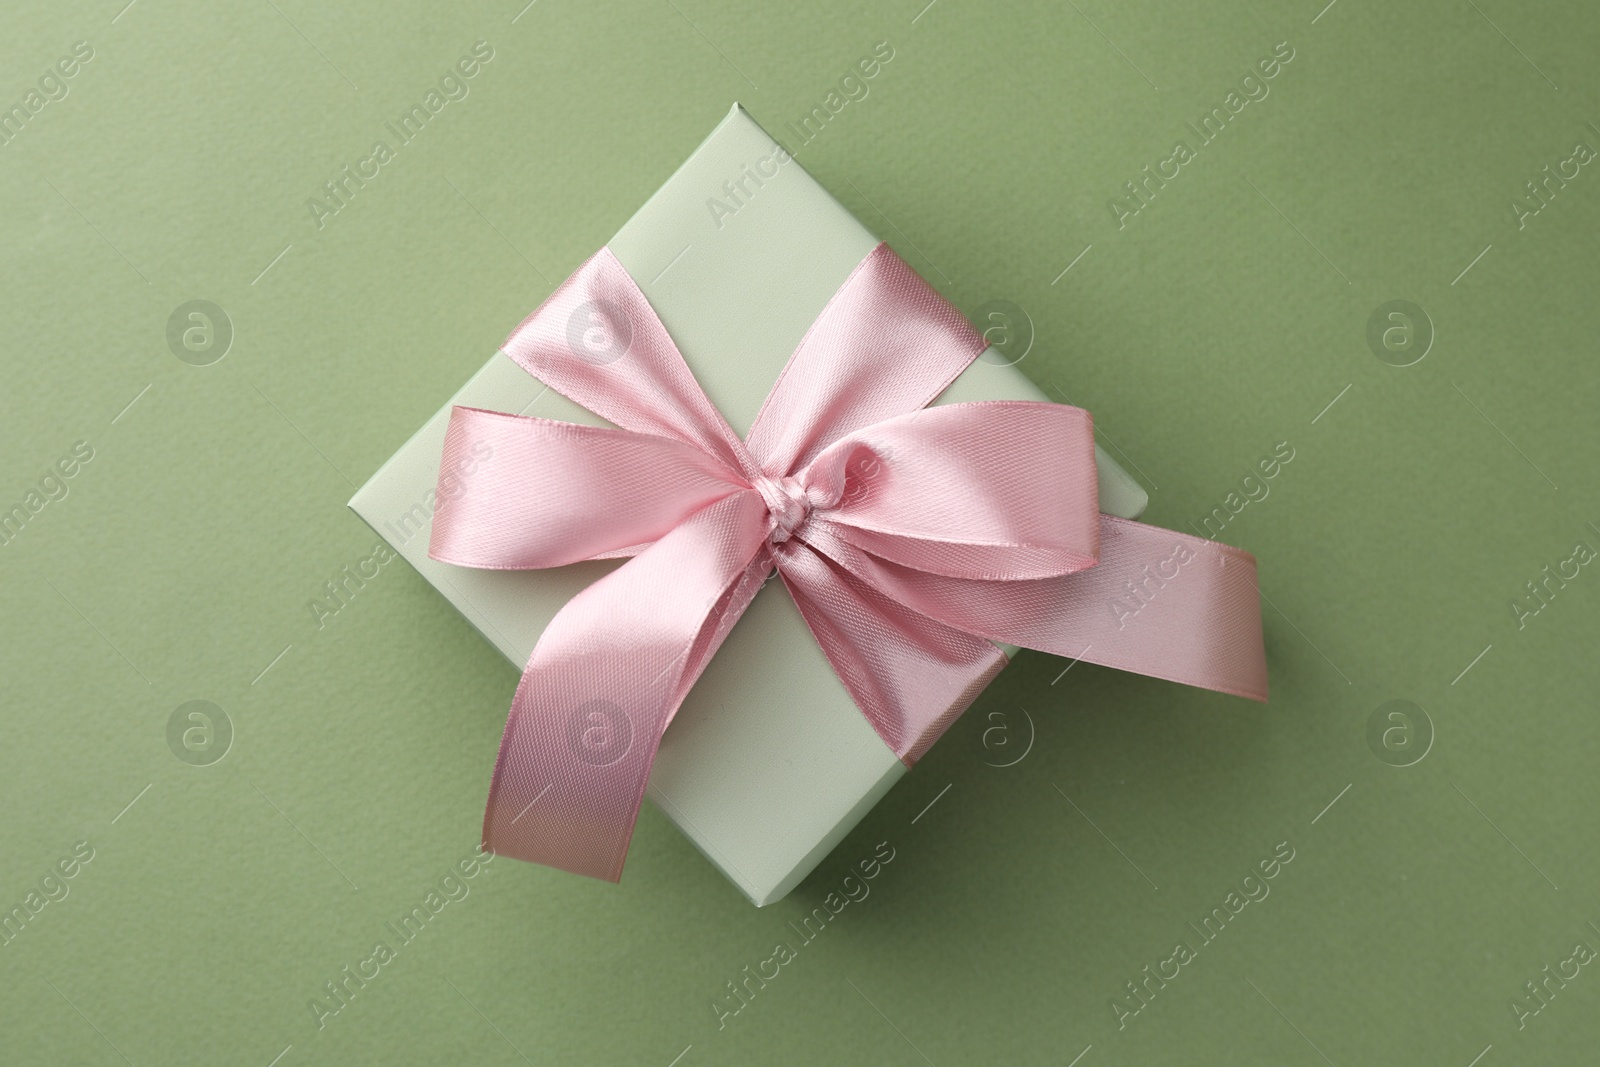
{"left": 3, "top": 0, "right": 1598, "bottom": 1063}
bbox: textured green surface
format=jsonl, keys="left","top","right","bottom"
{"left": 3, "top": 1, "right": 1599, "bottom": 1064}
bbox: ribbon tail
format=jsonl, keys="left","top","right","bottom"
{"left": 807, "top": 516, "right": 1269, "bottom": 703}
{"left": 481, "top": 490, "right": 770, "bottom": 881}
{"left": 773, "top": 539, "right": 1008, "bottom": 765}
{"left": 1034, "top": 517, "right": 1268, "bottom": 702}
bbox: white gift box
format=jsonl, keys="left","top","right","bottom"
{"left": 349, "top": 105, "right": 1147, "bottom": 904}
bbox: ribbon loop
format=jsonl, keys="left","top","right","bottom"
{"left": 431, "top": 407, "right": 746, "bottom": 568}
{"left": 499, "top": 248, "right": 756, "bottom": 480}
{"left": 744, "top": 243, "right": 987, "bottom": 476}
{"left": 798, "top": 401, "right": 1102, "bottom": 581}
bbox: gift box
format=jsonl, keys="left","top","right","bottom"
{"left": 350, "top": 104, "right": 1156, "bottom": 905}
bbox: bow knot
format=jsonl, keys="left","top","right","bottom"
{"left": 754, "top": 473, "right": 815, "bottom": 544}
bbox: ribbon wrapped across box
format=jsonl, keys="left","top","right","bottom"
{"left": 349, "top": 105, "right": 1267, "bottom": 905}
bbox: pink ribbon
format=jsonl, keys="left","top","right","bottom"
{"left": 429, "top": 243, "right": 1267, "bottom": 883}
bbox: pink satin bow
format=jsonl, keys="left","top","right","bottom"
{"left": 429, "top": 243, "right": 1267, "bottom": 882}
